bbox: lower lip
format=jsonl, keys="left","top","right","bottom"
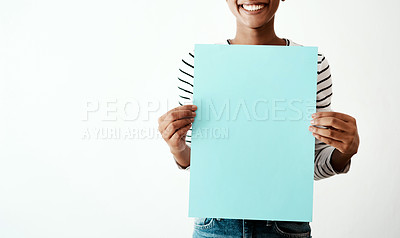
{"left": 239, "top": 4, "right": 268, "bottom": 15}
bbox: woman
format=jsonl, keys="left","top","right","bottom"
{"left": 158, "top": 0, "right": 360, "bottom": 237}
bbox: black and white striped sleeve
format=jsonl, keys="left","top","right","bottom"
{"left": 173, "top": 48, "right": 195, "bottom": 171}
{"left": 314, "top": 53, "right": 351, "bottom": 180}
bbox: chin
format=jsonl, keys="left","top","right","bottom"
{"left": 236, "top": 8, "right": 274, "bottom": 29}
{"left": 241, "top": 18, "right": 270, "bottom": 29}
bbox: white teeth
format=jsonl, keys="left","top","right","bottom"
{"left": 242, "top": 4, "right": 265, "bottom": 11}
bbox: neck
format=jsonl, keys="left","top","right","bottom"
{"left": 230, "top": 17, "right": 285, "bottom": 46}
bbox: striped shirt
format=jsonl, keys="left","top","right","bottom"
{"left": 174, "top": 38, "right": 351, "bottom": 180}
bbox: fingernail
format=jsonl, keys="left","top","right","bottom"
{"left": 192, "top": 112, "right": 196, "bottom": 116}
{"left": 192, "top": 105, "right": 197, "bottom": 110}
{"left": 308, "top": 126, "right": 313, "bottom": 132}
{"left": 190, "top": 118, "right": 194, "bottom": 122}
{"left": 311, "top": 114, "right": 316, "bottom": 118}
{"left": 310, "top": 120, "right": 315, "bottom": 124}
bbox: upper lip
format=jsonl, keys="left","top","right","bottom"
{"left": 238, "top": 1, "right": 269, "bottom": 5}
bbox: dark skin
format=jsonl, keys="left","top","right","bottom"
{"left": 159, "top": 0, "right": 359, "bottom": 173}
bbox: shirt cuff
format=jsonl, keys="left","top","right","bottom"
{"left": 173, "top": 155, "right": 190, "bottom": 171}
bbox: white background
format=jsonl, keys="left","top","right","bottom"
{"left": 1, "top": 0, "right": 399, "bottom": 237}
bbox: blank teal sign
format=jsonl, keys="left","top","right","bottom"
{"left": 188, "top": 44, "right": 318, "bottom": 222}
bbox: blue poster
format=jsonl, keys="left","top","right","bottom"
{"left": 188, "top": 44, "right": 318, "bottom": 222}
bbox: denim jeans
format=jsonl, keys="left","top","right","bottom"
{"left": 193, "top": 218, "right": 311, "bottom": 238}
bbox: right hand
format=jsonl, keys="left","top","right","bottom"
{"left": 158, "top": 105, "right": 197, "bottom": 153}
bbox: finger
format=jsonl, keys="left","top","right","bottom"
{"left": 158, "top": 105, "right": 197, "bottom": 122}
{"left": 311, "top": 117, "right": 350, "bottom": 131}
{"left": 170, "top": 123, "right": 192, "bottom": 146}
{"left": 309, "top": 126, "right": 348, "bottom": 142}
{"left": 175, "top": 104, "right": 197, "bottom": 111}
{"left": 162, "top": 118, "right": 194, "bottom": 140}
{"left": 312, "top": 133, "right": 344, "bottom": 151}
{"left": 159, "top": 110, "right": 196, "bottom": 131}
{"left": 312, "top": 112, "right": 355, "bottom": 123}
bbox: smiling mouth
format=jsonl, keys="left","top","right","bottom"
{"left": 239, "top": 3, "right": 267, "bottom": 13}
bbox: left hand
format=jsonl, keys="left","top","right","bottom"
{"left": 309, "top": 112, "right": 360, "bottom": 157}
